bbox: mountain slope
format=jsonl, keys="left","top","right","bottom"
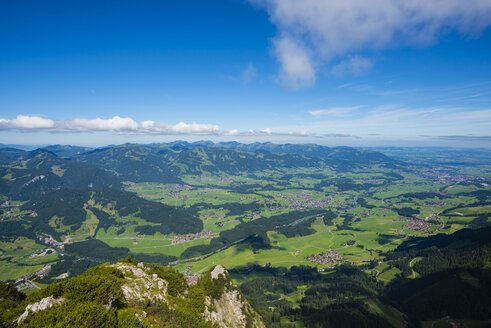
{"left": 1, "top": 261, "right": 266, "bottom": 328}
{"left": 158, "top": 141, "right": 397, "bottom": 167}
{"left": 73, "top": 144, "right": 182, "bottom": 183}
{"left": 0, "top": 149, "right": 121, "bottom": 200}
{"left": 73, "top": 143, "right": 323, "bottom": 182}
{"left": 0, "top": 148, "right": 27, "bottom": 165}
{"left": 16, "top": 186, "right": 202, "bottom": 241}
{"left": 72, "top": 141, "right": 389, "bottom": 183}
{"left": 10, "top": 142, "right": 398, "bottom": 185}
{"left": 168, "top": 146, "right": 323, "bottom": 175}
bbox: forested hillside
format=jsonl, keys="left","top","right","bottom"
{"left": 236, "top": 227, "right": 491, "bottom": 327}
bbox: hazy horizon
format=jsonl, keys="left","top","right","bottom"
{"left": 2, "top": 139, "right": 491, "bottom": 151}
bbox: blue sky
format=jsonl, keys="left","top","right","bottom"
{"left": 1, "top": 0, "right": 491, "bottom": 147}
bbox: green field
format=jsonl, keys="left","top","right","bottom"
{"left": 116, "top": 166, "right": 491, "bottom": 281}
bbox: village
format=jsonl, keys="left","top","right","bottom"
{"left": 401, "top": 218, "right": 431, "bottom": 233}
{"left": 201, "top": 213, "right": 225, "bottom": 221}
{"left": 358, "top": 210, "right": 374, "bottom": 217}
{"left": 424, "top": 200, "right": 448, "bottom": 207}
{"left": 0, "top": 200, "right": 22, "bottom": 221}
{"left": 162, "top": 184, "right": 193, "bottom": 200}
{"left": 14, "top": 264, "right": 52, "bottom": 290}
{"left": 273, "top": 192, "right": 333, "bottom": 211}
{"left": 37, "top": 233, "right": 64, "bottom": 248}
{"left": 415, "top": 167, "right": 489, "bottom": 185}
{"left": 181, "top": 266, "right": 201, "bottom": 285}
{"left": 169, "top": 230, "right": 216, "bottom": 245}
{"left": 307, "top": 250, "right": 343, "bottom": 267}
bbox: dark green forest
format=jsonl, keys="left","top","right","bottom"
{"left": 235, "top": 227, "right": 491, "bottom": 328}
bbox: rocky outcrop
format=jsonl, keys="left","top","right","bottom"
{"left": 205, "top": 265, "right": 267, "bottom": 328}
{"left": 8, "top": 262, "right": 265, "bottom": 328}
{"left": 114, "top": 262, "right": 169, "bottom": 305}
{"left": 16, "top": 296, "right": 64, "bottom": 324}
{"left": 211, "top": 264, "right": 226, "bottom": 279}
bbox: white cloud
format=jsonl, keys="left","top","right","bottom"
{"left": 306, "top": 105, "right": 491, "bottom": 137}
{"left": 0, "top": 115, "right": 218, "bottom": 135}
{"left": 0, "top": 114, "right": 320, "bottom": 138}
{"left": 273, "top": 36, "right": 316, "bottom": 89}
{"left": 237, "top": 128, "right": 314, "bottom": 137}
{"left": 141, "top": 121, "right": 220, "bottom": 134}
{"left": 63, "top": 116, "right": 139, "bottom": 131}
{"left": 323, "top": 133, "right": 359, "bottom": 138}
{"left": 251, "top": 0, "right": 491, "bottom": 87}
{"left": 243, "top": 128, "right": 273, "bottom": 136}
{"left": 309, "top": 106, "right": 363, "bottom": 117}
{"left": 0, "top": 115, "right": 55, "bottom": 130}
{"left": 331, "top": 55, "right": 374, "bottom": 77}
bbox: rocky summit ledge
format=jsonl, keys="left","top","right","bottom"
{"left": 7, "top": 260, "right": 266, "bottom": 328}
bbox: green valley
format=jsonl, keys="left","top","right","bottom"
{"left": 0, "top": 142, "right": 490, "bottom": 327}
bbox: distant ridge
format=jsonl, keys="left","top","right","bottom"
{"left": 2, "top": 141, "right": 399, "bottom": 184}
{"left": 41, "top": 144, "right": 94, "bottom": 158}
{"left": 68, "top": 141, "right": 398, "bottom": 182}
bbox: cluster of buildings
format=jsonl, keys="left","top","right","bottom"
{"left": 274, "top": 192, "right": 331, "bottom": 211}
{"left": 169, "top": 230, "right": 215, "bottom": 245}
{"left": 163, "top": 184, "right": 193, "bottom": 200}
{"left": 0, "top": 201, "right": 40, "bottom": 222}
{"left": 35, "top": 265, "right": 52, "bottom": 279}
{"left": 164, "top": 184, "right": 193, "bottom": 192}
{"left": 181, "top": 266, "right": 201, "bottom": 285}
{"left": 358, "top": 211, "right": 374, "bottom": 217}
{"left": 239, "top": 196, "right": 261, "bottom": 202}
{"left": 416, "top": 168, "right": 488, "bottom": 185}
{"left": 196, "top": 188, "right": 212, "bottom": 195}
{"left": 15, "top": 280, "right": 38, "bottom": 292}
{"left": 201, "top": 213, "right": 225, "bottom": 221}
{"left": 402, "top": 218, "right": 431, "bottom": 233}
{"left": 29, "top": 248, "right": 55, "bottom": 258}
{"left": 37, "top": 234, "right": 63, "bottom": 247}
{"left": 307, "top": 250, "right": 343, "bottom": 267}
{"left": 1, "top": 210, "right": 37, "bottom": 221}
{"left": 0, "top": 201, "right": 21, "bottom": 221}
{"left": 367, "top": 178, "right": 384, "bottom": 185}
{"left": 170, "top": 193, "right": 190, "bottom": 200}
{"left": 424, "top": 201, "right": 448, "bottom": 207}
{"left": 15, "top": 264, "right": 52, "bottom": 285}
